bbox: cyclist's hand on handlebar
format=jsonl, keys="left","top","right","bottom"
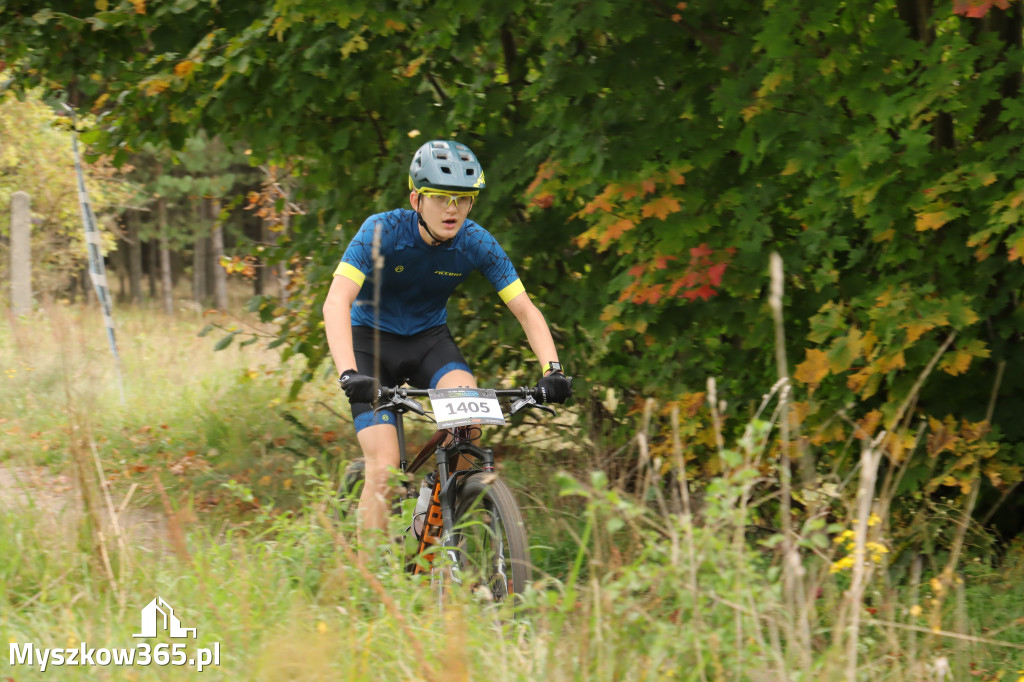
{"left": 338, "top": 369, "right": 379, "bottom": 404}
{"left": 536, "top": 371, "right": 573, "bottom": 404}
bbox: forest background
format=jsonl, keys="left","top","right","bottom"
{"left": 3, "top": 0, "right": 1024, "bottom": 679}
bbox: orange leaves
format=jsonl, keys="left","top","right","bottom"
{"left": 581, "top": 188, "right": 617, "bottom": 216}
{"left": 1006, "top": 189, "right": 1024, "bottom": 210}
{"left": 953, "top": 0, "right": 1010, "bottom": 17}
{"left": 221, "top": 255, "right": 258, "bottom": 279}
{"left": 174, "top": 60, "right": 196, "bottom": 78}
{"left": 531, "top": 194, "right": 554, "bottom": 209}
{"left": 142, "top": 76, "right": 171, "bottom": 96}
{"left": 603, "top": 218, "right": 637, "bottom": 242}
{"left": 580, "top": 179, "right": 684, "bottom": 220}
{"left": 941, "top": 339, "right": 989, "bottom": 376}
{"left": 794, "top": 349, "right": 830, "bottom": 389}
{"left": 572, "top": 167, "right": 689, "bottom": 251}
{"left": 641, "top": 196, "right": 682, "bottom": 220}
{"left": 403, "top": 56, "right": 426, "bottom": 78}
{"left": 549, "top": 160, "right": 730, "bottom": 307}
{"left": 1008, "top": 232, "right": 1024, "bottom": 262}
{"left": 618, "top": 244, "right": 734, "bottom": 305}
{"left": 524, "top": 160, "right": 563, "bottom": 211}
{"left": 901, "top": 322, "right": 934, "bottom": 345}
{"left": 665, "top": 168, "right": 686, "bottom": 186}
{"left": 914, "top": 210, "right": 948, "bottom": 231}
{"left": 798, "top": 286, "right": 988, "bottom": 407}
{"left": 939, "top": 350, "right": 973, "bottom": 376}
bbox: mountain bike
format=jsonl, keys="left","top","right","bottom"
{"left": 340, "top": 384, "right": 559, "bottom": 602}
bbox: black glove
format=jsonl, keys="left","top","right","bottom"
{"left": 536, "top": 371, "right": 573, "bottom": 404}
{"left": 338, "top": 369, "right": 379, "bottom": 404}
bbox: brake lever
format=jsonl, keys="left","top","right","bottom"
{"left": 509, "top": 395, "right": 557, "bottom": 417}
{"left": 373, "top": 390, "right": 427, "bottom": 416}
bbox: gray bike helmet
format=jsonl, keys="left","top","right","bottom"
{"left": 408, "top": 140, "right": 486, "bottom": 193}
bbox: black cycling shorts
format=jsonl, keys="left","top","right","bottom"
{"left": 351, "top": 324, "right": 471, "bottom": 432}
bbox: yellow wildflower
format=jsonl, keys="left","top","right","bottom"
{"left": 830, "top": 555, "right": 856, "bottom": 574}
{"left": 865, "top": 541, "right": 889, "bottom": 562}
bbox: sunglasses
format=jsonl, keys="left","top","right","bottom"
{"left": 418, "top": 189, "right": 478, "bottom": 209}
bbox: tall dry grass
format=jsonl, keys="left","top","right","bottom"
{"left": 2, "top": 283, "right": 1023, "bottom": 680}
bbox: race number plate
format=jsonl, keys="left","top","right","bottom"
{"left": 428, "top": 388, "right": 505, "bottom": 429}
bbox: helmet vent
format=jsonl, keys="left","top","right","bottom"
{"left": 410, "top": 140, "right": 485, "bottom": 191}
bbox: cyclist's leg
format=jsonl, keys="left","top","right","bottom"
{"left": 350, "top": 327, "right": 401, "bottom": 543}
{"left": 408, "top": 325, "right": 474, "bottom": 393}
{"left": 436, "top": 369, "right": 477, "bottom": 470}
{"left": 355, "top": 422, "right": 400, "bottom": 534}
{"left": 410, "top": 326, "right": 476, "bottom": 468}
{"left": 436, "top": 368, "right": 476, "bottom": 390}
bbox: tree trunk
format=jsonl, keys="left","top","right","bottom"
{"left": 277, "top": 210, "right": 290, "bottom": 304}
{"left": 115, "top": 225, "right": 129, "bottom": 302}
{"left": 147, "top": 238, "right": 158, "bottom": 300}
{"left": 894, "top": 0, "right": 955, "bottom": 149}
{"left": 192, "top": 198, "right": 208, "bottom": 307}
{"left": 158, "top": 197, "right": 174, "bottom": 315}
{"left": 82, "top": 264, "right": 94, "bottom": 304}
{"left": 256, "top": 217, "right": 269, "bottom": 296}
{"left": 210, "top": 197, "right": 228, "bottom": 310}
{"left": 127, "top": 210, "right": 143, "bottom": 305}
{"left": 972, "top": 3, "right": 1023, "bottom": 137}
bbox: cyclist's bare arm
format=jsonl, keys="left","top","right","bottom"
{"left": 323, "top": 274, "right": 362, "bottom": 375}
{"left": 505, "top": 291, "right": 561, "bottom": 373}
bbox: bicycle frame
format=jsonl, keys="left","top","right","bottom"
{"left": 375, "top": 386, "right": 551, "bottom": 583}
{"left": 383, "top": 410, "right": 496, "bottom": 581}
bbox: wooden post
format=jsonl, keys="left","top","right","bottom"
{"left": 9, "top": 191, "right": 32, "bottom": 316}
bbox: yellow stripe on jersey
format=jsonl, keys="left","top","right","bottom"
{"left": 334, "top": 262, "right": 366, "bottom": 287}
{"left": 498, "top": 279, "right": 525, "bottom": 304}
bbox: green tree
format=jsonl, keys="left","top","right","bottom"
{"left": 5, "top": 0, "right": 1024, "bottom": 535}
{"left": 0, "top": 89, "right": 133, "bottom": 299}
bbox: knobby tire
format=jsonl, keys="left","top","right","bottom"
{"left": 452, "top": 474, "right": 532, "bottom": 600}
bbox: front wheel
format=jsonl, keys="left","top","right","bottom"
{"left": 451, "top": 473, "right": 532, "bottom": 601}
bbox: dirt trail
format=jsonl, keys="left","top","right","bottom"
{"left": 0, "top": 462, "right": 172, "bottom": 556}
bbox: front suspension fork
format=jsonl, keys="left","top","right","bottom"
{"left": 419, "top": 439, "right": 495, "bottom": 584}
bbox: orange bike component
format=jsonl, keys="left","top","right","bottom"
{"left": 413, "top": 479, "right": 444, "bottom": 573}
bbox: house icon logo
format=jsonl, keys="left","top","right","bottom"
{"left": 133, "top": 597, "right": 197, "bottom": 639}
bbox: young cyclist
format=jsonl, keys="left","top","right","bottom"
{"left": 322, "top": 139, "right": 573, "bottom": 545}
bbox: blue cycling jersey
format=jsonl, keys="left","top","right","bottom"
{"left": 334, "top": 209, "right": 525, "bottom": 336}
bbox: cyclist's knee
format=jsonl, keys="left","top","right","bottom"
{"left": 352, "top": 406, "right": 397, "bottom": 432}
{"left": 357, "top": 425, "right": 399, "bottom": 479}
{"left": 435, "top": 368, "right": 476, "bottom": 389}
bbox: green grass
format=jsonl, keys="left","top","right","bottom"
{"left": 2, "top": 302, "right": 1024, "bottom": 681}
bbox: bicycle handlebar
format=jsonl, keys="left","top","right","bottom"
{"left": 374, "top": 385, "right": 556, "bottom": 419}
{"left": 378, "top": 386, "right": 544, "bottom": 400}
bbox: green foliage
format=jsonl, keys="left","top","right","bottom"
{"left": 3, "top": 285, "right": 1024, "bottom": 679}
{"left": 0, "top": 89, "right": 135, "bottom": 296}
{"left": 5, "top": 0, "right": 1024, "bottom": 515}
